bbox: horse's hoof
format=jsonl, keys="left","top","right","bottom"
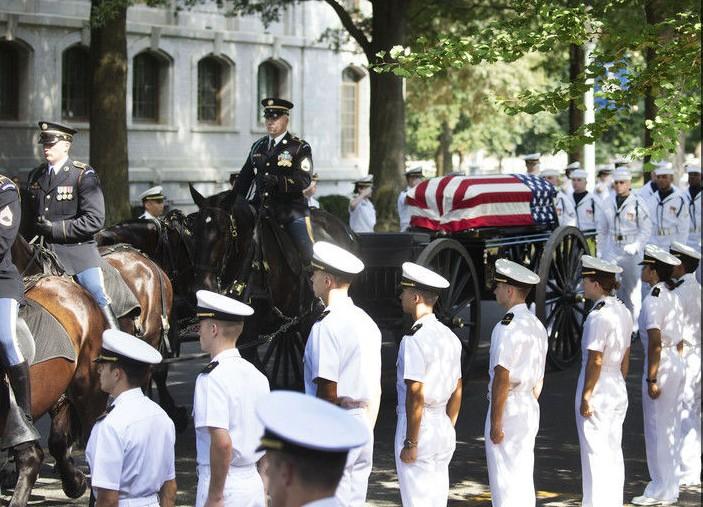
{"left": 173, "top": 406, "right": 189, "bottom": 433}
{"left": 62, "top": 470, "right": 87, "bottom": 499}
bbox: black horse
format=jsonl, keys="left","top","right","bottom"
{"left": 189, "top": 184, "right": 357, "bottom": 388}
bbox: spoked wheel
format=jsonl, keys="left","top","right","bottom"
{"left": 254, "top": 318, "right": 308, "bottom": 391}
{"left": 535, "top": 226, "right": 592, "bottom": 370}
{"left": 416, "top": 239, "right": 481, "bottom": 376}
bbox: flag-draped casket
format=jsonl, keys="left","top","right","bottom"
{"left": 406, "top": 174, "right": 558, "bottom": 232}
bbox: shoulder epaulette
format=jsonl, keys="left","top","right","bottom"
{"left": 501, "top": 312, "right": 514, "bottom": 326}
{"left": 651, "top": 287, "right": 660, "bottom": 297}
{"left": 592, "top": 301, "right": 606, "bottom": 311}
{"left": 408, "top": 323, "right": 423, "bottom": 335}
{"left": 95, "top": 403, "right": 115, "bottom": 422}
{"left": 72, "top": 160, "right": 87, "bottom": 169}
{"left": 316, "top": 309, "right": 330, "bottom": 322}
{"left": 200, "top": 360, "right": 219, "bottom": 374}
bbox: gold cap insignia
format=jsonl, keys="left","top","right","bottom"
{"left": 267, "top": 99, "right": 274, "bottom": 106}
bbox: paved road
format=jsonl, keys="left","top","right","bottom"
{"left": 2, "top": 335, "right": 700, "bottom": 506}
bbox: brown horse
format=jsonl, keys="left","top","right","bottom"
{"left": 0, "top": 274, "right": 105, "bottom": 506}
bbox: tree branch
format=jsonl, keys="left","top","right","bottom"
{"left": 322, "top": 0, "right": 372, "bottom": 58}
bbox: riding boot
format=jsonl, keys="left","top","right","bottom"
{"left": 5, "top": 361, "right": 41, "bottom": 443}
{"left": 99, "top": 303, "right": 120, "bottom": 330}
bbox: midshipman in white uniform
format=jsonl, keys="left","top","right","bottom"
{"left": 645, "top": 164, "right": 689, "bottom": 250}
{"left": 542, "top": 169, "right": 577, "bottom": 227}
{"left": 304, "top": 241, "right": 382, "bottom": 506}
{"left": 395, "top": 262, "right": 462, "bottom": 506}
{"left": 670, "top": 242, "right": 702, "bottom": 487}
{"left": 485, "top": 259, "right": 547, "bottom": 507}
{"left": 632, "top": 245, "right": 685, "bottom": 506}
{"left": 576, "top": 256, "right": 632, "bottom": 507}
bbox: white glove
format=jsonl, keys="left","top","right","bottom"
{"left": 623, "top": 243, "right": 639, "bottom": 255}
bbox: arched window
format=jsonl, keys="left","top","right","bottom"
{"left": 257, "top": 60, "right": 289, "bottom": 124}
{"left": 133, "top": 51, "right": 163, "bottom": 122}
{"left": 62, "top": 45, "right": 90, "bottom": 120}
{"left": 341, "top": 67, "right": 364, "bottom": 157}
{"left": 0, "top": 41, "right": 20, "bottom": 120}
{"left": 198, "top": 57, "right": 223, "bottom": 124}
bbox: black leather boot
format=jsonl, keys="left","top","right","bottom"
{"left": 99, "top": 304, "right": 120, "bottom": 330}
{"left": 5, "top": 361, "right": 40, "bottom": 442}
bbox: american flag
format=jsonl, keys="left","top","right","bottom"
{"left": 407, "top": 174, "right": 557, "bottom": 232}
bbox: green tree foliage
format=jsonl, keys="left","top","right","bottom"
{"left": 375, "top": 0, "right": 702, "bottom": 161}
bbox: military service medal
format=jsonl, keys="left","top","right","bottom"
{"left": 278, "top": 151, "right": 293, "bottom": 167}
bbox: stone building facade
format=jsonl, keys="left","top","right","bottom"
{"left": 0, "top": 0, "right": 370, "bottom": 211}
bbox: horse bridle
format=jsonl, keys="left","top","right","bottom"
{"left": 193, "top": 207, "right": 239, "bottom": 292}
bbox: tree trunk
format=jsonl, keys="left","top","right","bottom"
{"left": 643, "top": 0, "right": 666, "bottom": 166}
{"left": 366, "top": 0, "right": 406, "bottom": 228}
{"left": 568, "top": 43, "right": 585, "bottom": 164}
{"left": 90, "top": 0, "right": 130, "bottom": 225}
{"left": 436, "top": 120, "right": 452, "bottom": 175}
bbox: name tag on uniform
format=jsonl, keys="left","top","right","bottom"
{"left": 56, "top": 186, "right": 73, "bottom": 201}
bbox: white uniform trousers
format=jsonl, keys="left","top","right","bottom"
{"left": 603, "top": 245, "right": 641, "bottom": 333}
{"left": 575, "top": 365, "right": 628, "bottom": 507}
{"left": 195, "top": 463, "right": 265, "bottom": 507}
{"left": 335, "top": 409, "right": 374, "bottom": 507}
{"left": 679, "top": 345, "right": 701, "bottom": 485}
{"left": 641, "top": 347, "right": 685, "bottom": 502}
{"left": 485, "top": 392, "right": 540, "bottom": 507}
{"left": 394, "top": 406, "right": 456, "bottom": 507}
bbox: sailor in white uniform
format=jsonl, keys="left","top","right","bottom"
{"left": 522, "top": 153, "right": 541, "bottom": 175}
{"left": 193, "top": 291, "right": 271, "bottom": 507}
{"left": 562, "top": 161, "right": 580, "bottom": 196}
{"left": 304, "top": 241, "right": 382, "bottom": 506}
{"left": 631, "top": 245, "right": 686, "bottom": 506}
{"left": 395, "top": 262, "right": 462, "bottom": 506}
{"left": 485, "top": 259, "right": 547, "bottom": 507}
{"left": 138, "top": 185, "right": 166, "bottom": 220}
{"left": 576, "top": 256, "right": 632, "bottom": 507}
{"left": 570, "top": 168, "right": 602, "bottom": 232}
{"left": 398, "top": 167, "right": 424, "bottom": 231}
{"left": 86, "top": 330, "right": 176, "bottom": 507}
{"left": 684, "top": 164, "right": 701, "bottom": 248}
{"left": 256, "top": 391, "right": 369, "bottom": 507}
{"left": 596, "top": 168, "right": 652, "bottom": 335}
{"left": 348, "top": 176, "right": 376, "bottom": 233}
{"left": 542, "top": 169, "right": 577, "bottom": 226}
{"left": 594, "top": 165, "right": 615, "bottom": 204}
{"left": 669, "top": 242, "right": 702, "bottom": 487}
{"left": 645, "top": 163, "right": 689, "bottom": 249}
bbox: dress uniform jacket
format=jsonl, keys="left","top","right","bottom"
{"left": 485, "top": 303, "right": 547, "bottom": 507}
{"left": 646, "top": 188, "right": 690, "bottom": 249}
{"left": 0, "top": 176, "right": 23, "bottom": 301}
{"left": 233, "top": 132, "right": 312, "bottom": 225}
{"left": 555, "top": 190, "right": 577, "bottom": 227}
{"left": 349, "top": 198, "right": 376, "bottom": 233}
{"left": 674, "top": 273, "right": 702, "bottom": 485}
{"left": 575, "top": 296, "right": 632, "bottom": 507}
{"left": 638, "top": 282, "right": 685, "bottom": 503}
{"left": 572, "top": 191, "right": 602, "bottom": 231}
{"left": 686, "top": 187, "right": 701, "bottom": 249}
{"left": 26, "top": 159, "right": 105, "bottom": 275}
{"left": 395, "top": 314, "right": 461, "bottom": 506}
{"left": 303, "top": 296, "right": 382, "bottom": 506}
{"left": 86, "top": 388, "right": 176, "bottom": 506}
{"left": 596, "top": 194, "right": 652, "bottom": 332}
{"left": 193, "top": 348, "right": 270, "bottom": 507}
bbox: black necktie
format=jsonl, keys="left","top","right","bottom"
{"left": 268, "top": 138, "right": 275, "bottom": 152}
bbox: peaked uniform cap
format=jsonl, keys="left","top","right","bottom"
{"left": 566, "top": 161, "right": 581, "bottom": 170}
{"left": 404, "top": 166, "right": 424, "bottom": 177}
{"left": 256, "top": 391, "right": 368, "bottom": 454}
{"left": 262, "top": 97, "right": 293, "bottom": 117}
{"left": 400, "top": 262, "right": 449, "bottom": 294}
{"left": 139, "top": 185, "right": 165, "bottom": 201}
{"left": 613, "top": 168, "right": 632, "bottom": 181}
{"left": 522, "top": 153, "right": 541, "bottom": 161}
{"left": 97, "top": 329, "right": 162, "bottom": 365}
{"left": 613, "top": 156, "right": 630, "bottom": 166}
{"left": 354, "top": 175, "right": 374, "bottom": 186}
{"left": 596, "top": 164, "right": 614, "bottom": 174}
{"left": 670, "top": 241, "right": 701, "bottom": 261}
{"left": 37, "top": 121, "right": 77, "bottom": 144}
{"left": 570, "top": 169, "right": 588, "bottom": 179}
{"left": 494, "top": 258, "right": 540, "bottom": 286}
{"left": 196, "top": 290, "right": 254, "bottom": 321}
{"left": 311, "top": 241, "right": 364, "bottom": 276}
{"left": 640, "top": 244, "right": 681, "bottom": 266}
{"left": 581, "top": 255, "right": 623, "bottom": 275}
